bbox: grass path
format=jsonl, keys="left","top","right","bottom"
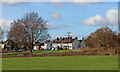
{"left": 2, "top": 56, "right": 118, "bottom": 70}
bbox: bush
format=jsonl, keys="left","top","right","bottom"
{"left": 78, "top": 47, "right": 117, "bottom": 55}
{"left": 78, "top": 47, "right": 97, "bottom": 52}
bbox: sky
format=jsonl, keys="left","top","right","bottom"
{"left": 0, "top": 1, "right": 118, "bottom": 40}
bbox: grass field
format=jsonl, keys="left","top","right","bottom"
{"left": 2, "top": 50, "right": 71, "bottom": 56}
{"left": 2, "top": 56, "right": 118, "bottom": 70}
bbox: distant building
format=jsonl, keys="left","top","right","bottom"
{"left": 43, "top": 37, "right": 81, "bottom": 50}
{"left": 79, "top": 38, "right": 87, "bottom": 48}
{"left": 43, "top": 40, "right": 52, "bottom": 49}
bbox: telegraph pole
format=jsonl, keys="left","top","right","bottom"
{"left": 65, "top": 32, "right": 72, "bottom": 37}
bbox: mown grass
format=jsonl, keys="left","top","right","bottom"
{"left": 2, "top": 55, "right": 118, "bottom": 70}
{"left": 32, "top": 50, "right": 71, "bottom": 54}
{"left": 2, "top": 50, "right": 71, "bottom": 56}
{"left": 2, "top": 52, "right": 23, "bottom": 56}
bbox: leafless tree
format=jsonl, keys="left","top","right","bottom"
{"left": 8, "top": 12, "right": 50, "bottom": 53}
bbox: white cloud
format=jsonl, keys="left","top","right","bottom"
{"left": 3, "top": 2, "right": 29, "bottom": 5}
{"left": 1, "top": 0, "right": 31, "bottom": 2}
{"left": 2, "top": 0, "right": 118, "bottom": 5}
{"left": 47, "top": 2, "right": 63, "bottom": 8}
{"left": 46, "top": 23, "right": 69, "bottom": 29}
{"left": 3, "top": 2, "right": 23, "bottom": 5}
{"left": 73, "top": 0, "right": 104, "bottom": 4}
{"left": 82, "top": 34, "right": 89, "bottom": 38}
{"left": 0, "top": 19, "right": 13, "bottom": 32}
{"left": 81, "top": 9, "right": 118, "bottom": 26}
{"left": 50, "top": 12, "right": 62, "bottom": 20}
{"left": 0, "top": 19, "right": 68, "bottom": 32}
{"left": 1, "top": 0, "right": 31, "bottom": 5}
{"left": 1, "top": 0, "right": 119, "bottom": 7}
{"left": 54, "top": 3, "right": 63, "bottom": 8}
{"left": 58, "top": 24, "right": 69, "bottom": 27}
{"left": 46, "top": 23, "right": 57, "bottom": 29}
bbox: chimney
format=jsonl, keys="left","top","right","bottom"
{"left": 75, "top": 37, "right": 78, "bottom": 39}
{"left": 67, "top": 37, "right": 69, "bottom": 39}
{"left": 57, "top": 37, "right": 59, "bottom": 41}
{"left": 82, "top": 38, "right": 84, "bottom": 40}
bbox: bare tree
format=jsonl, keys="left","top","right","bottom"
{"left": 85, "top": 27, "right": 118, "bottom": 52}
{"left": 0, "top": 27, "right": 3, "bottom": 41}
{"left": 8, "top": 12, "right": 50, "bottom": 53}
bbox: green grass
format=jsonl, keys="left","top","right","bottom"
{"left": 2, "top": 52, "right": 23, "bottom": 56}
{"left": 2, "top": 56, "right": 118, "bottom": 70}
{"left": 32, "top": 50, "right": 71, "bottom": 54}
{"left": 2, "top": 50, "right": 71, "bottom": 56}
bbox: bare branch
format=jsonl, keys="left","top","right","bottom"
{"left": 7, "top": 11, "right": 50, "bottom": 53}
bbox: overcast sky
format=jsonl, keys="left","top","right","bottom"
{"left": 1, "top": 1, "right": 118, "bottom": 40}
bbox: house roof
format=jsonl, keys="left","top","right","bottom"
{"left": 51, "top": 37, "right": 76, "bottom": 43}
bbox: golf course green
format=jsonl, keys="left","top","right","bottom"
{"left": 2, "top": 56, "right": 118, "bottom": 70}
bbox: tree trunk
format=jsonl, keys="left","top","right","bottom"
{"left": 30, "top": 49, "right": 32, "bottom": 53}
{"left": 30, "top": 40, "right": 33, "bottom": 53}
{"left": 30, "top": 44, "right": 33, "bottom": 53}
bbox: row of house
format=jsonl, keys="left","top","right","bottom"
{"left": 1, "top": 37, "right": 86, "bottom": 51}
{"left": 34, "top": 37, "right": 86, "bottom": 50}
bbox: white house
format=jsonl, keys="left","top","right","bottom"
{"left": 43, "top": 37, "right": 81, "bottom": 50}
{"left": 43, "top": 40, "right": 52, "bottom": 49}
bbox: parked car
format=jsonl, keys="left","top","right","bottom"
{"left": 63, "top": 48, "right": 67, "bottom": 50}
